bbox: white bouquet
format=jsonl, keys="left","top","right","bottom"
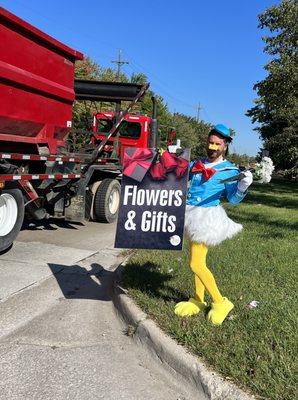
{"left": 254, "top": 157, "right": 275, "bottom": 183}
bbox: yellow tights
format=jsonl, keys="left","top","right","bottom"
{"left": 175, "top": 242, "right": 234, "bottom": 323}
{"left": 190, "top": 241, "right": 223, "bottom": 304}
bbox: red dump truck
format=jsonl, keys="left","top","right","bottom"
{"left": 0, "top": 7, "right": 160, "bottom": 252}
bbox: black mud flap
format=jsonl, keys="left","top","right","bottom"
{"left": 64, "top": 194, "right": 86, "bottom": 223}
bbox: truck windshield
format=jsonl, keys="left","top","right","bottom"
{"left": 97, "top": 119, "right": 114, "bottom": 133}
{"left": 97, "top": 119, "right": 141, "bottom": 139}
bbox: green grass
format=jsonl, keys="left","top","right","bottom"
{"left": 121, "top": 180, "right": 298, "bottom": 400}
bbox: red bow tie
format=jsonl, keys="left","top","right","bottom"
{"left": 192, "top": 160, "right": 216, "bottom": 181}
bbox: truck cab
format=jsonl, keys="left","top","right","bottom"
{"left": 91, "top": 112, "right": 152, "bottom": 160}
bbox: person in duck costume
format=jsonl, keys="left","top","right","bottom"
{"left": 175, "top": 124, "right": 253, "bottom": 325}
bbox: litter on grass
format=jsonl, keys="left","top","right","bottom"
{"left": 247, "top": 300, "right": 259, "bottom": 309}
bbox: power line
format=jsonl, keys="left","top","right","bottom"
{"left": 126, "top": 62, "right": 197, "bottom": 110}
{"left": 10, "top": 0, "right": 213, "bottom": 121}
{"left": 128, "top": 59, "right": 195, "bottom": 104}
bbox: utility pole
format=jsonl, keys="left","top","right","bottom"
{"left": 197, "top": 103, "right": 202, "bottom": 122}
{"left": 111, "top": 50, "right": 129, "bottom": 116}
{"left": 111, "top": 49, "right": 129, "bottom": 80}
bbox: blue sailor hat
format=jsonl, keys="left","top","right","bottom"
{"left": 212, "top": 124, "right": 233, "bottom": 141}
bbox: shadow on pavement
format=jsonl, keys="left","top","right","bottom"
{"left": 48, "top": 262, "right": 113, "bottom": 301}
{"left": 21, "top": 218, "right": 84, "bottom": 232}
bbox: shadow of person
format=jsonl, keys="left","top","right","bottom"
{"left": 48, "top": 262, "right": 114, "bottom": 301}
{"left": 121, "top": 261, "right": 188, "bottom": 302}
{"left": 49, "top": 260, "right": 187, "bottom": 305}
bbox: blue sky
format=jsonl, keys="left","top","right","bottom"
{"left": 2, "top": 0, "right": 278, "bottom": 155}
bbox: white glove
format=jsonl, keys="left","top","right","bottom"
{"left": 237, "top": 170, "right": 253, "bottom": 192}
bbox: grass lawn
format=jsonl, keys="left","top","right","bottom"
{"left": 121, "top": 180, "right": 298, "bottom": 400}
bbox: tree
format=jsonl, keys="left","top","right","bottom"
{"left": 130, "top": 72, "right": 148, "bottom": 85}
{"left": 171, "top": 113, "right": 211, "bottom": 159}
{"left": 228, "top": 152, "right": 256, "bottom": 167}
{"left": 75, "top": 56, "right": 101, "bottom": 80}
{"left": 72, "top": 58, "right": 127, "bottom": 142}
{"left": 71, "top": 56, "right": 213, "bottom": 157}
{"left": 246, "top": 0, "right": 298, "bottom": 175}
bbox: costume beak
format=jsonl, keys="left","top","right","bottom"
{"left": 208, "top": 143, "right": 219, "bottom": 151}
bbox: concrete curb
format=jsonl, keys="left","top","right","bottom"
{"left": 112, "top": 262, "right": 255, "bottom": 400}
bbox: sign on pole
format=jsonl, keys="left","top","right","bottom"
{"left": 114, "top": 147, "right": 190, "bottom": 250}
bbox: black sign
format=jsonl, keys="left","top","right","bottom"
{"left": 114, "top": 148, "right": 190, "bottom": 250}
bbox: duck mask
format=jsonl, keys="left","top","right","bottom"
{"left": 208, "top": 143, "right": 220, "bottom": 151}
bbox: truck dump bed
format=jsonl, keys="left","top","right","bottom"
{"left": 0, "top": 7, "right": 83, "bottom": 154}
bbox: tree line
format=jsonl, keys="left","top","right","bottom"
{"left": 72, "top": 57, "right": 213, "bottom": 160}
{"left": 72, "top": 0, "right": 297, "bottom": 174}
{"left": 73, "top": 58, "right": 254, "bottom": 165}
{"left": 247, "top": 0, "right": 297, "bottom": 178}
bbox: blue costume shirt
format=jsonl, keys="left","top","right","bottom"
{"left": 187, "top": 159, "right": 246, "bottom": 207}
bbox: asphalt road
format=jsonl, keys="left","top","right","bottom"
{"left": 0, "top": 219, "right": 197, "bottom": 400}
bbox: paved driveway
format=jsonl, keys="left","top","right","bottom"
{"left": 0, "top": 220, "right": 196, "bottom": 400}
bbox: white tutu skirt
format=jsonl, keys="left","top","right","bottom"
{"left": 184, "top": 205, "right": 243, "bottom": 247}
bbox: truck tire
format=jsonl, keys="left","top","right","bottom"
{"left": 0, "top": 189, "right": 24, "bottom": 252}
{"left": 93, "top": 179, "right": 120, "bottom": 223}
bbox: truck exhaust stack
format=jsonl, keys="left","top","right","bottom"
{"left": 150, "top": 96, "right": 158, "bottom": 149}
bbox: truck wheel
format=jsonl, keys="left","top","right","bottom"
{"left": 0, "top": 189, "right": 24, "bottom": 252}
{"left": 93, "top": 179, "right": 120, "bottom": 223}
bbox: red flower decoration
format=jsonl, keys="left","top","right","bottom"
{"left": 175, "top": 156, "right": 189, "bottom": 178}
{"left": 149, "top": 162, "right": 167, "bottom": 180}
{"left": 160, "top": 151, "right": 178, "bottom": 172}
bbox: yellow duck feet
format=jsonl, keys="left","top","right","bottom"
{"left": 174, "top": 298, "right": 207, "bottom": 317}
{"left": 207, "top": 297, "right": 234, "bottom": 325}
